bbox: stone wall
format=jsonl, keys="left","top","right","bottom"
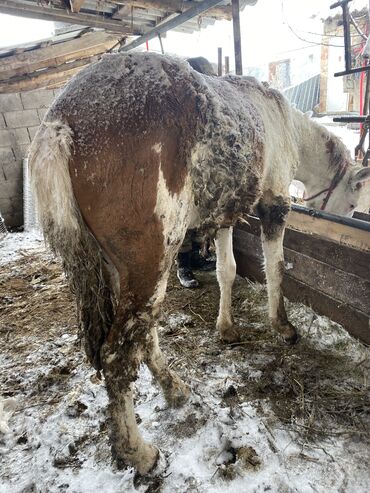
{"left": 0, "top": 88, "right": 58, "bottom": 228}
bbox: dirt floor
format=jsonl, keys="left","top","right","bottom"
{"left": 1, "top": 233, "right": 370, "bottom": 493}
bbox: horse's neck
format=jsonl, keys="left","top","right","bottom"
{"left": 293, "top": 112, "right": 331, "bottom": 195}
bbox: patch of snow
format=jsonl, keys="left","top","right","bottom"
{"left": 0, "top": 397, "right": 17, "bottom": 434}
{"left": 1, "top": 233, "right": 369, "bottom": 493}
{"left": 0, "top": 230, "right": 44, "bottom": 265}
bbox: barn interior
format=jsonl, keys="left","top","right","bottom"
{"left": 0, "top": 1, "right": 370, "bottom": 492}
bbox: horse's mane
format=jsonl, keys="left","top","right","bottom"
{"left": 292, "top": 108, "right": 352, "bottom": 171}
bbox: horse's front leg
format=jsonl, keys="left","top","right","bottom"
{"left": 215, "top": 227, "right": 240, "bottom": 342}
{"left": 257, "top": 193, "right": 298, "bottom": 344}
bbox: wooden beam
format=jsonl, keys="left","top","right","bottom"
{"left": 0, "top": 56, "right": 99, "bottom": 93}
{"left": 241, "top": 215, "right": 370, "bottom": 281}
{"left": 120, "top": 0, "right": 225, "bottom": 51}
{"left": 69, "top": 0, "right": 85, "bottom": 14}
{"left": 233, "top": 227, "right": 370, "bottom": 345}
{"left": 217, "top": 47, "right": 222, "bottom": 76}
{"left": 232, "top": 0, "right": 243, "bottom": 75}
{"left": 288, "top": 210, "right": 370, "bottom": 252}
{"left": 113, "top": 0, "right": 233, "bottom": 20}
{"left": 225, "top": 55, "right": 230, "bottom": 74}
{"left": 0, "top": 0, "right": 133, "bottom": 34}
{"left": 0, "top": 32, "right": 119, "bottom": 81}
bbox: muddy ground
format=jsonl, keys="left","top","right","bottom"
{"left": 0, "top": 236, "right": 369, "bottom": 492}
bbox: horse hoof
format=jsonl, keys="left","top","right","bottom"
{"left": 165, "top": 380, "right": 191, "bottom": 408}
{"left": 133, "top": 450, "right": 168, "bottom": 487}
{"left": 114, "top": 442, "right": 160, "bottom": 476}
{"left": 217, "top": 321, "right": 241, "bottom": 343}
{"left": 275, "top": 321, "right": 299, "bottom": 345}
{"left": 136, "top": 444, "right": 161, "bottom": 476}
{"left": 283, "top": 331, "right": 300, "bottom": 345}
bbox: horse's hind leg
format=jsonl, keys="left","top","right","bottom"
{"left": 256, "top": 191, "right": 298, "bottom": 344}
{"left": 145, "top": 325, "right": 190, "bottom": 408}
{"left": 101, "top": 309, "right": 159, "bottom": 475}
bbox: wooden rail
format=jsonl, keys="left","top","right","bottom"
{"left": 233, "top": 206, "right": 370, "bottom": 345}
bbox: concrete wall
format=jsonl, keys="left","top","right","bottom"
{"left": 0, "top": 88, "right": 58, "bottom": 228}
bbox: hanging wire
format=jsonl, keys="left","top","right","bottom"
{"left": 281, "top": 0, "right": 367, "bottom": 48}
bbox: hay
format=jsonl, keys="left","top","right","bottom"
{"left": 1, "top": 250, "right": 369, "bottom": 444}
{"left": 161, "top": 269, "right": 370, "bottom": 441}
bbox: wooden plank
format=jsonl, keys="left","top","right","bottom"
{"left": 232, "top": 0, "right": 243, "bottom": 75}
{"left": 0, "top": 0, "right": 133, "bottom": 33}
{"left": 284, "top": 228, "right": 370, "bottom": 282}
{"left": 0, "top": 32, "right": 119, "bottom": 81}
{"left": 0, "top": 56, "right": 98, "bottom": 93}
{"left": 288, "top": 209, "right": 370, "bottom": 252}
{"left": 282, "top": 276, "right": 370, "bottom": 344}
{"left": 70, "top": 0, "right": 86, "bottom": 13}
{"left": 218, "top": 47, "right": 222, "bottom": 76}
{"left": 284, "top": 247, "right": 370, "bottom": 314}
{"left": 234, "top": 228, "right": 370, "bottom": 313}
{"left": 233, "top": 229, "right": 370, "bottom": 344}
{"left": 241, "top": 211, "right": 370, "bottom": 252}
{"left": 237, "top": 218, "right": 370, "bottom": 282}
{"left": 225, "top": 55, "right": 230, "bottom": 74}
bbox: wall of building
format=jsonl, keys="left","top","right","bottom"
{"left": 0, "top": 88, "right": 58, "bottom": 228}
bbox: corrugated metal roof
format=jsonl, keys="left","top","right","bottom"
{"left": 283, "top": 74, "right": 320, "bottom": 113}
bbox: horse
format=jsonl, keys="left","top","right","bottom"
{"left": 28, "top": 52, "right": 370, "bottom": 475}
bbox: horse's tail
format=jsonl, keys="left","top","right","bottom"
{"left": 28, "top": 120, "right": 115, "bottom": 370}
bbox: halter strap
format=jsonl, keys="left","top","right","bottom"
{"left": 304, "top": 163, "right": 348, "bottom": 211}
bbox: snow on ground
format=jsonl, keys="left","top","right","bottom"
{"left": 1, "top": 233, "right": 369, "bottom": 493}
{"left": 0, "top": 230, "right": 43, "bottom": 266}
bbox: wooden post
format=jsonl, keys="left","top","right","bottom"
{"left": 158, "top": 33, "right": 164, "bottom": 54}
{"left": 218, "top": 47, "right": 222, "bottom": 76}
{"left": 225, "top": 56, "right": 230, "bottom": 74}
{"left": 232, "top": 0, "right": 243, "bottom": 75}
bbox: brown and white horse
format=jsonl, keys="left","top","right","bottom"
{"left": 29, "top": 52, "right": 370, "bottom": 474}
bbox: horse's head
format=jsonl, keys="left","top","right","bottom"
{"left": 298, "top": 120, "right": 370, "bottom": 216}
{"left": 304, "top": 163, "right": 370, "bottom": 217}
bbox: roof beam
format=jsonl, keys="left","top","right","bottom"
{"left": 113, "top": 0, "right": 232, "bottom": 20}
{"left": 0, "top": 0, "right": 134, "bottom": 34}
{"left": 0, "top": 31, "right": 119, "bottom": 81}
{"left": 120, "top": 0, "right": 225, "bottom": 51}
{"left": 0, "top": 56, "right": 99, "bottom": 93}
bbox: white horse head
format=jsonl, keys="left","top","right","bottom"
{"left": 294, "top": 114, "right": 370, "bottom": 216}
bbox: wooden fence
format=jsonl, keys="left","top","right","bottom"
{"left": 233, "top": 205, "right": 370, "bottom": 345}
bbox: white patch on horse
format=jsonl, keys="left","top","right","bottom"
{"left": 150, "top": 167, "right": 193, "bottom": 311}
{"left": 152, "top": 143, "right": 162, "bottom": 154}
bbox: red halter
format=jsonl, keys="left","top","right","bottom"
{"left": 303, "top": 163, "right": 348, "bottom": 211}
